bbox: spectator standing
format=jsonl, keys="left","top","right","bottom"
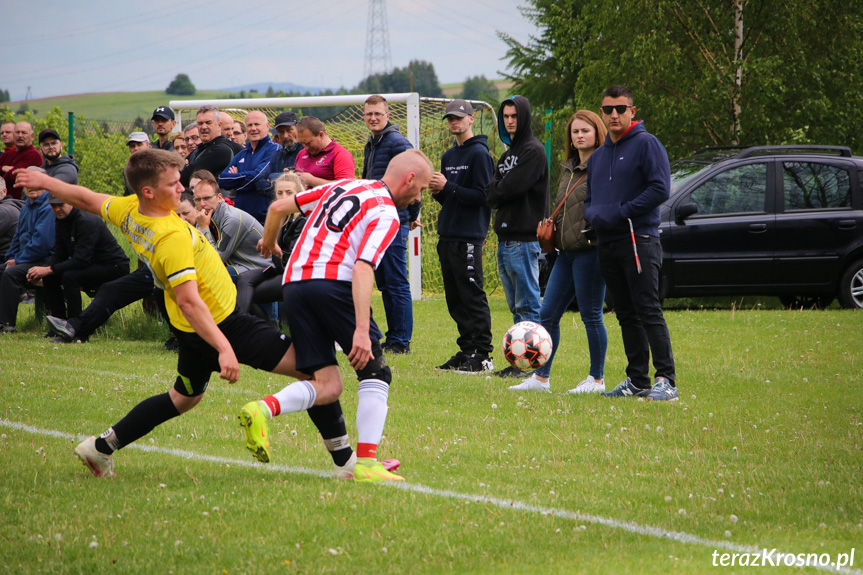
{"left": 510, "top": 110, "right": 609, "bottom": 393}
{"left": 585, "top": 85, "right": 678, "bottom": 402}
{"left": 485, "top": 95, "right": 549, "bottom": 377}
{"left": 172, "top": 133, "right": 189, "bottom": 159}
{"left": 0, "top": 122, "right": 43, "bottom": 199}
{"left": 428, "top": 99, "right": 495, "bottom": 373}
{"left": 232, "top": 122, "right": 247, "bottom": 146}
{"left": 150, "top": 107, "right": 176, "bottom": 151}
{"left": 361, "top": 95, "right": 416, "bottom": 354}
{"left": 267, "top": 112, "right": 303, "bottom": 183}
{"left": 221, "top": 113, "right": 244, "bottom": 154}
{"left": 180, "top": 106, "right": 235, "bottom": 187}
{"left": 293, "top": 116, "right": 355, "bottom": 188}
{"left": 1, "top": 122, "right": 15, "bottom": 152}
{"left": 39, "top": 129, "right": 79, "bottom": 185}
{"left": 183, "top": 124, "right": 201, "bottom": 154}
{"left": 218, "top": 111, "right": 279, "bottom": 224}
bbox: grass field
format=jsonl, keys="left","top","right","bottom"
{"left": 1, "top": 296, "right": 861, "bottom": 574}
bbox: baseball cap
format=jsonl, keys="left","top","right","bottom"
{"left": 38, "top": 129, "right": 61, "bottom": 144}
{"left": 273, "top": 111, "right": 298, "bottom": 128}
{"left": 152, "top": 106, "right": 175, "bottom": 121}
{"left": 47, "top": 194, "right": 65, "bottom": 205}
{"left": 126, "top": 131, "right": 150, "bottom": 144}
{"left": 443, "top": 99, "right": 474, "bottom": 119}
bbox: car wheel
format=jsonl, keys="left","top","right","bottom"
{"left": 779, "top": 295, "right": 835, "bottom": 310}
{"left": 837, "top": 259, "right": 863, "bottom": 309}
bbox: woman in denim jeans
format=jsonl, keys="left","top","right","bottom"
{"left": 509, "top": 110, "right": 608, "bottom": 394}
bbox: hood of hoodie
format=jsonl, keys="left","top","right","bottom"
{"left": 370, "top": 122, "right": 403, "bottom": 144}
{"left": 44, "top": 154, "right": 79, "bottom": 172}
{"left": 497, "top": 96, "right": 533, "bottom": 147}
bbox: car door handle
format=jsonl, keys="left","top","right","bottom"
{"left": 749, "top": 223, "right": 768, "bottom": 232}
{"left": 838, "top": 220, "right": 856, "bottom": 230}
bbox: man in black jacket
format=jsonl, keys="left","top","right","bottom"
{"left": 485, "top": 95, "right": 549, "bottom": 377}
{"left": 429, "top": 99, "right": 495, "bottom": 373}
{"left": 26, "top": 196, "right": 129, "bottom": 321}
{"left": 180, "top": 105, "right": 235, "bottom": 187}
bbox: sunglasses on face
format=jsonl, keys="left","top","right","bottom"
{"left": 601, "top": 104, "right": 634, "bottom": 115}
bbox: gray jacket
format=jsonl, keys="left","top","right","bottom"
{"left": 43, "top": 155, "right": 79, "bottom": 185}
{"left": 199, "top": 200, "right": 269, "bottom": 274}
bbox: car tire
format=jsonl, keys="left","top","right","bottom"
{"left": 779, "top": 295, "right": 835, "bottom": 310}
{"left": 837, "top": 259, "right": 863, "bottom": 309}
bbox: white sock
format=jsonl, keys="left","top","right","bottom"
{"left": 356, "top": 379, "right": 389, "bottom": 448}
{"left": 271, "top": 380, "right": 316, "bottom": 415}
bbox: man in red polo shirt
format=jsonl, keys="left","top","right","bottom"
{"left": 294, "top": 116, "right": 356, "bottom": 188}
{"left": 0, "top": 122, "right": 43, "bottom": 199}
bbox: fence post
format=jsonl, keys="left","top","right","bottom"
{"left": 67, "top": 112, "right": 75, "bottom": 156}
{"left": 545, "top": 108, "right": 552, "bottom": 178}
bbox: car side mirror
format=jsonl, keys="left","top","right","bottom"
{"left": 676, "top": 202, "right": 698, "bottom": 224}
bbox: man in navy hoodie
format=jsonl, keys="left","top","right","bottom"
{"left": 486, "top": 95, "right": 549, "bottom": 378}
{"left": 429, "top": 99, "right": 495, "bottom": 374}
{"left": 584, "top": 85, "right": 678, "bottom": 401}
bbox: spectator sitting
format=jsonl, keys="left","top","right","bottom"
{"left": 267, "top": 112, "right": 303, "bottom": 186}
{"left": 39, "top": 129, "right": 79, "bottom": 185}
{"left": 191, "top": 170, "right": 269, "bottom": 277}
{"left": 0, "top": 178, "right": 25, "bottom": 262}
{"left": 26, "top": 196, "right": 129, "bottom": 329}
{"left": 218, "top": 111, "right": 279, "bottom": 224}
{"left": 183, "top": 124, "right": 201, "bottom": 154}
{"left": 0, "top": 166, "right": 55, "bottom": 333}
{"left": 232, "top": 122, "right": 246, "bottom": 146}
{"left": 174, "top": 191, "right": 197, "bottom": 225}
{"left": 235, "top": 172, "right": 308, "bottom": 319}
{"left": 1, "top": 122, "right": 44, "bottom": 199}
{"left": 172, "top": 133, "right": 189, "bottom": 159}
{"left": 294, "top": 116, "right": 356, "bottom": 188}
{"left": 221, "top": 113, "right": 244, "bottom": 154}
{"left": 180, "top": 105, "right": 235, "bottom": 187}
{"left": 150, "top": 107, "right": 176, "bottom": 151}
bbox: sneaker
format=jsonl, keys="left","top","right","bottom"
{"left": 335, "top": 452, "right": 402, "bottom": 479}
{"left": 601, "top": 378, "right": 651, "bottom": 398}
{"left": 47, "top": 316, "right": 76, "bottom": 342}
{"left": 0, "top": 324, "right": 16, "bottom": 334}
{"left": 567, "top": 376, "right": 606, "bottom": 395}
{"left": 382, "top": 341, "right": 410, "bottom": 354}
{"left": 164, "top": 335, "right": 179, "bottom": 352}
{"left": 508, "top": 373, "right": 551, "bottom": 393}
{"left": 454, "top": 354, "right": 493, "bottom": 374}
{"left": 436, "top": 351, "right": 469, "bottom": 371}
{"left": 647, "top": 377, "right": 679, "bottom": 402}
{"left": 353, "top": 457, "right": 404, "bottom": 483}
{"left": 74, "top": 436, "right": 115, "bottom": 477}
{"left": 238, "top": 400, "right": 271, "bottom": 463}
{"left": 493, "top": 365, "right": 525, "bottom": 378}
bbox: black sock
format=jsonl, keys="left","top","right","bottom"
{"left": 97, "top": 392, "right": 182, "bottom": 453}
{"left": 306, "top": 400, "right": 352, "bottom": 467}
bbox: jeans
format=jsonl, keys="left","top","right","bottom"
{"left": 374, "top": 224, "right": 413, "bottom": 346}
{"left": 598, "top": 235, "right": 675, "bottom": 388}
{"left": 496, "top": 240, "right": 541, "bottom": 323}
{"left": 536, "top": 249, "right": 607, "bottom": 379}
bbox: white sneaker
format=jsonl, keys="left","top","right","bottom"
{"left": 567, "top": 375, "right": 605, "bottom": 395}
{"left": 508, "top": 373, "right": 551, "bottom": 393}
{"left": 335, "top": 451, "right": 357, "bottom": 479}
{"left": 74, "top": 436, "right": 116, "bottom": 477}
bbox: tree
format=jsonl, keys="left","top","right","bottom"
{"left": 0, "top": 89, "right": 9, "bottom": 103}
{"left": 165, "top": 74, "right": 196, "bottom": 96}
{"left": 266, "top": 85, "right": 275, "bottom": 97}
{"left": 461, "top": 75, "right": 499, "bottom": 102}
{"left": 355, "top": 60, "right": 444, "bottom": 97}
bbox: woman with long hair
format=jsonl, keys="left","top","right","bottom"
{"left": 510, "top": 110, "right": 609, "bottom": 394}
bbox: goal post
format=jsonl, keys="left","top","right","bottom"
{"left": 169, "top": 93, "right": 502, "bottom": 300}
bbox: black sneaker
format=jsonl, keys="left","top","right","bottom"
{"left": 0, "top": 324, "right": 17, "bottom": 334}
{"left": 493, "top": 365, "right": 526, "bottom": 378}
{"left": 601, "top": 378, "right": 651, "bottom": 398}
{"left": 46, "top": 316, "right": 76, "bottom": 342}
{"left": 454, "top": 354, "right": 494, "bottom": 374}
{"left": 382, "top": 341, "right": 411, "bottom": 354}
{"left": 436, "top": 351, "right": 469, "bottom": 371}
{"left": 164, "top": 335, "right": 179, "bottom": 352}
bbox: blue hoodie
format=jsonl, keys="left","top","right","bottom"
{"left": 584, "top": 121, "right": 670, "bottom": 243}
{"left": 219, "top": 135, "right": 280, "bottom": 223}
{"left": 5, "top": 191, "right": 54, "bottom": 264}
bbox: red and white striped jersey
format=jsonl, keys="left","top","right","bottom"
{"left": 284, "top": 178, "right": 400, "bottom": 283}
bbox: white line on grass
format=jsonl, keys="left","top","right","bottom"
{"left": 2, "top": 418, "right": 858, "bottom": 574}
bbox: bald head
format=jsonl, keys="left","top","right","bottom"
{"left": 220, "top": 113, "right": 235, "bottom": 139}
{"left": 244, "top": 111, "right": 269, "bottom": 148}
{"left": 381, "top": 149, "right": 432, "bottom": 210}
{"left": 14, "top": 122, "right": 34, "bottom": 149}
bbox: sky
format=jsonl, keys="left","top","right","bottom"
{"left": 3, "top": 0, "right": 539, "bottom": 101}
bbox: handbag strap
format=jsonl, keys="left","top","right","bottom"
{"left": 549, "top": 173, "right": 586, "bottom": 221}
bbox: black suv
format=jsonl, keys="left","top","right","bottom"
{"left": 660, "top": 146, "right": 863, "bottom": 308}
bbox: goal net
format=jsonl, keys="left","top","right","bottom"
{"left": 169, "top": 93, "right": 504, "bottom": 298}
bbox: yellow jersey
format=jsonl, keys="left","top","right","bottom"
{"left": 101, "top": 195, "right": 236, "bottom": 332}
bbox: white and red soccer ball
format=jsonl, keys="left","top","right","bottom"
{"left": 502, "top": 321, "right": 552, "bottom": 370}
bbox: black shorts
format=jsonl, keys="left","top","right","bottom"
{"left": 174, "top": 311, "right": 292, "bottom": 396}
{"left": 282, "top": 279, "right": 382, "bottom": 374}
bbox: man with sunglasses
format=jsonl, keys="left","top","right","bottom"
{"left": 584, "top": 85, "right": 678, "bottom": 401}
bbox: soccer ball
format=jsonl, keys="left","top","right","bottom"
{"left": 502, "top": 321, "right": 552, "bottom": 371}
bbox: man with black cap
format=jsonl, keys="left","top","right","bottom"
{"left": 39, "top": 129, "right": 79, "bottom": 185}
{"left": 150, "top": 107, "right": 176, "bottom": 151}
{"left": 267, "top": 111, "right": 303, "bottom": 182}
{"left": 429, "top": 99, "right": 495, "bottom": 373}
{"left": 25, "top": 195, "right": 129, "bottom": 328}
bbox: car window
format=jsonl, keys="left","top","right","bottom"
{"left": 782, "top": 162, "right": 851, "bottom": 209}
{"left": 688, "top": 163, "right": 767, "bottom": 215}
